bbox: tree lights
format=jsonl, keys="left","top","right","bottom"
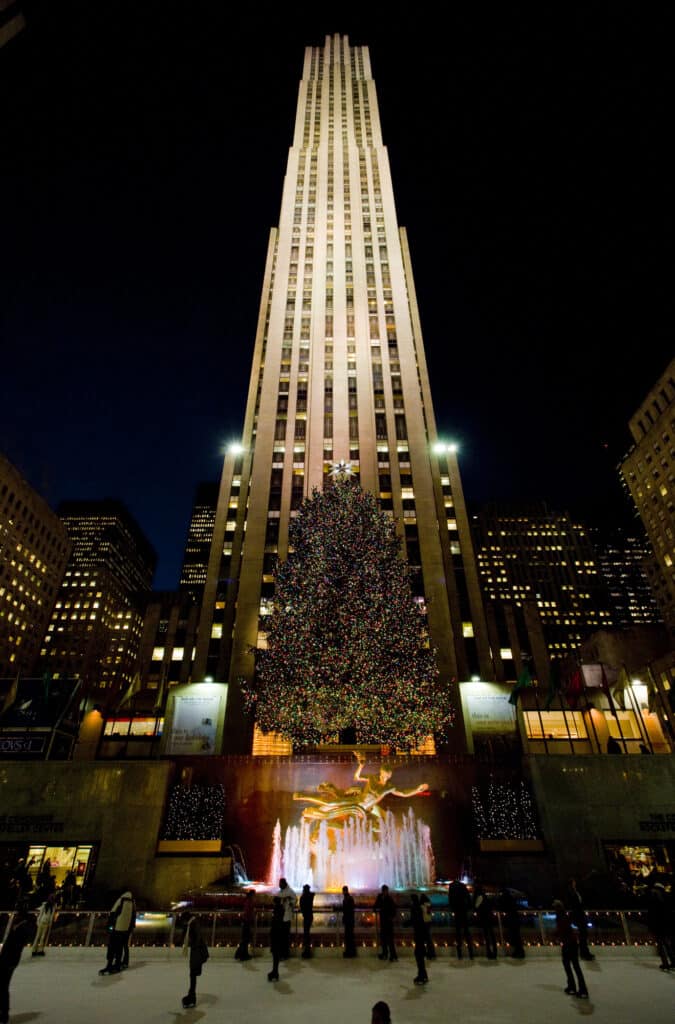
{"left": 242, "top": 477, "right": 453, "bottom": 749}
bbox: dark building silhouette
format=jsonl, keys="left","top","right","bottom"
{"left": 179, "top": 481, "right": 218, "bottom": 603}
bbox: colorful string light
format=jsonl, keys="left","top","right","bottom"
{"left": 241, "top": 478, "right": 453, "bottom": 749}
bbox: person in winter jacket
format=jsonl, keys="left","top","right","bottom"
{"left": 553, "top": 899, "right": 589, "bottom": 999}
{"left": 181, "top": 912, "right": 209, "bottom": 1008}
{"left": 31, "top": 893, "right": 56, "bottom": 956}
{"left": 99, "top": 889, "right": 136, "bottom": 975}
{"left": 473, "top": 880, "right": 497, "bottom": 959}
{"left": 0, "top": 904, "right": 33, "bottom": 1024}
{"left": 646, "top": 880, "right": 675, "bottom": 971}
{"left": 267, "top": 897, "right": 285, "bottom": 982}
{"left": 409, "top": 893, "right": 429, "bottom": 985}
{"left": 448, "top": 878, "right": 473, "bottom": 959}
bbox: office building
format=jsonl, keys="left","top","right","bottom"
{"left": 195, "top": 34, "right": 493, "bottom": 751}
{"left": 39, "top": 499, "right": 156, "bottom": 706}
{"left": 0, "top": 453, "right": 70, "bottom": 677}
{"left": 473, "top": 501, "right": 614, "bottom": 662}
{"left": 179, "top": 481, "right": 219, "bottom": 603}
{"left": 590, "top": 525, "right": 663, "bottom": 628}
{"left": 619, "top": 357, "right": 675, "bottom": 633}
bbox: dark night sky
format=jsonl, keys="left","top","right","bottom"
{"left": 1, "top": 2, "right": 672, "bottom": 588}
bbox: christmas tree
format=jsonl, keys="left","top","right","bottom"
{"left": 242, "top": 474, "right": 453, "bottom": 749}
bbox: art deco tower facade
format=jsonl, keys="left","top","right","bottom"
{"left": 196, "top": 35, "right": 493, "bottom": 751}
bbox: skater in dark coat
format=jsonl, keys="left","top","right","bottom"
{"left": 646, "top": 880, "right": 675, "bottom": 971}
{"left": 268, "top": 897, "right": 284, "bottom": 981}
{"left": 410, "top": 893, "right": 429, "bottom": 985}
{"left": 498, "top": 887, "right": 525, "bottom": 958}
{"left": 0, "top": 905, "right": 33, "bottom": 1024}
{"left": 553, "top": 899, "right": 588, "bottom": 999}
{"left": 448, "top": 878, "right": 473, "bottom": 959}
{"left": 566, "top": 878, "right": 594, "bottom": 961}
{"left": 419, "top": 894, "right": 436, "bottom": 958}
{"left": 342, "top": 885, "right": 357, "bottom": 957}
{"left": 374, "top": 885, "right": 398, "bottom": 962}
{"left": 300, "top": 884, "right": 314, "bottom": 958}
{"left": 473, "top": 880, "right": 497, "bottom": 959}
{"left": 180, "top": 912, "right": 209, "bottom": 1008}
{"left": 235, "top": 889, "right": 255, "bottom": 961}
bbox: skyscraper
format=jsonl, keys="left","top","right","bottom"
{"left": 179, "top": 481, "right": 219, "bottom": 603}
{"left": 619, "top": 357, "right": 675, "bottom": 633}
{"left": 0, "top": 453, "right": 70, "bottom": 677}
{"left": 39, "top": 499, "right": 156, "bottom": 706}
{"left": 473, "top": 501, "right": 614, "bottom": 661}
{"left": 195, "top": 35, "right": 493, "bottom": 751}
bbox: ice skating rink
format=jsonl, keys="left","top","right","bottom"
{"left": 7, "top": 945, "right": 674, "bottom": 1024}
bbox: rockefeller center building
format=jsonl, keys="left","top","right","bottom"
{"left": 194, "top": 34, "right": 493, "bottom": 752}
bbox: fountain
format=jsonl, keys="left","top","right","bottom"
{"left": 268, "top": 753, "right": 436, "bottom": 892}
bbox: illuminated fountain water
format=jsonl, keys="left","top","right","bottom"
{"left": 268, "top": 806, "right": 435, "bottom": 892}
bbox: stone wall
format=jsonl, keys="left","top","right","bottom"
{"left": 529, "top": 754, "right": 675, "bottom": 892}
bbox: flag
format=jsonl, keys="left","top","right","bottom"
{"left": 565, "top": 667, "right": 584, "bottom": 710}
{"left": 599, "top": 663, "right": 611, "bottom": 698}
{"left": 508, "top": 664, "right": 534, "bottom": 706}
{"left": 153, "top": 661, "right": 169, "bottom": 713}
{"left": 0, "top": 673, "right": 20, "bottom": 718}
{"left": 612, "top": 667, "right": 629, "bottom": 711}
{"left": 544, "top": 661, "right": 562, "bottom": 711}
{"left": 646, "top": 666, "right": 660, "bottom": 714}
{"left": 117, "top": 670, "right": 143, "bottom": 710}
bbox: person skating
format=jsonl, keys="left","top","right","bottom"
{"left": 419, "top": 893, "right": 436, "bottom": 958}
{"left": 498, "top": 887, "right": 525, "bottom": 958}
{"left": 342, "top": 885, "right": 357, "bottom": 958}
{"left": 300, "top": 883, "right": 314, "bottom": 958}
{"left": 553, "top": 899, "right": 589, "bottom": 999}
{"left": 277, "top": 877, "right": 296, "bottom": 959}
{"left": 448, "top": 877, "right": 474, "bottom": 959}
{"left": 473, "top": 880, "right": 497, "bottom": 959}
{"left": 410, "top": 893, "right": 429, "bottom": 985}
{"left": 31, "top": 893, "right": 55, "bottom": 957}
{"left": 374, "top": 884, "right": 398, "bottom": 961}
{"left": 646, "top": 879, "right": 674, "bottom": 971}
{"left": 235, "top": 889, "right": 255, "bottom": 961}
{"left": 267, "top": 897, "right": 284, "bottom": 981}
{"left": 0, "top": 904, "right": 33, "bottom": 1024}
{"left": 566, "top": 877, "right": 595, "bottom": 961}
{"left": 99, "top": 889, "right": 136, "bottom": 975}
{"left": 180, "top": 910, "right": 209, "bottom": 1008}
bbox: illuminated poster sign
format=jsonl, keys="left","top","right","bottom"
{"left": 460, "top": 682, "right": 517, "bottom": 736}
{"left": 162, "top": 683, "right": 228, "bottom": 756}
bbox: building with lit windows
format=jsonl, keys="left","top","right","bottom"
{"left": 619, "top": 358, "right": 675, "bottom": 634}
{"left": 179, "top": 481, "right": 218, "bottom": 603}
{"left": 38, "top": 499, "right": 156, "bottom": 707}
{"left": 590, "top": 525, "right": 663, "bottom": 628}
{"left": 472, "top": 501, "right": 614, "bottom": 663}
{"left": 0, "top": 453, "right": 70, "bottom": 677}
{"left": 194, "top": 34, "right": 493, "bottom": 753}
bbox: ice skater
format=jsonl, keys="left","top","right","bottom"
{"left": 410, "top": 893, "right": 429, "bottom": 985}
{"left": 267, "top": 897, "right": 285, "bottom": 982}
{"left": 553, "top": 899, "right": 589, "bottom": 999}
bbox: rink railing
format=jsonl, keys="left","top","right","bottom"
{"left": 0, "top": 906, "right": 659, "bottom": 952}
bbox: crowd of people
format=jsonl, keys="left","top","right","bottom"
{"left": 0, "top": 855, "right": 80, "bottom": 912}
{"left": 1, "top": 869, "right": 673, "bottom": 1016}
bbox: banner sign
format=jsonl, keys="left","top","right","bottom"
{"left": 162, "top": 683, "right": 228, "bottom": 756}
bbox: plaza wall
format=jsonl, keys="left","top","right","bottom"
{"left": 529, "top": 754, "right": 675, "bottom": 888}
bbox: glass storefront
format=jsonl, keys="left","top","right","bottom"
{"left": 604, "top": 842, "right": 673, "bottom": 892}
{"left": 27, "top": 844, "right": 95, "bottom": 893}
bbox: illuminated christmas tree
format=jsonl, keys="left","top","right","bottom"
{"left": 242, "top": 473, "right": 452, "bottom": 749}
